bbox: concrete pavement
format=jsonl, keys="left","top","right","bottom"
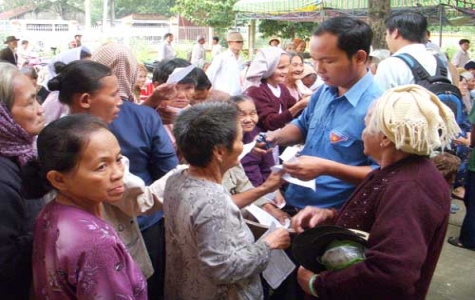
{"left": 427, "top": 199, "right": 475, "bottom": 300}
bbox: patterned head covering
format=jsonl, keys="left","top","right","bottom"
{"left": 0, "top": 103, "right": 36, "bottom": 165}
{"left": 242, "top": 47, "right": 286, "bottom": 92}
{"left": 372, "top": 84, "right": 460, "bottom": 156}
{"left": 92, "top": 42, "right": 139, "bottom": 102}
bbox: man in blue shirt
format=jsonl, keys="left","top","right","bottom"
{"left": 270, "top": 17, "right": 382, "bottom": 211}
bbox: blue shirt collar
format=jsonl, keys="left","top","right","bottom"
{"left": 324, "top": 71, "right": 375, "bottom": 107}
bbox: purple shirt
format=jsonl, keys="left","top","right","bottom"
{"left": 32, "top": 201, "right": 147, "bottom": 300}
{"left": 241, "top": 127, "right": 274, "bottom": 187}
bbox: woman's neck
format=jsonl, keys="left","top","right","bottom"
{"left": 284, "top": 76, "right": 296, "bottom": 89}
{"left": 187, "top": 163, "right": 223, "bottom": 184}
{"left": 55, "top": 192, "right": 102, "bottom": 217}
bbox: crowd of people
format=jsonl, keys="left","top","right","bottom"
{"left": 0, "top": 10, "right": 473, "bottom": 300}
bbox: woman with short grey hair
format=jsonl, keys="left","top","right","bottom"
{"left": 164, "top": 101, "right": 290, "bottom": 299}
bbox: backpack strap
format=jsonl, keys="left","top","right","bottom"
{"left": 395, "top": 53, "right": 431, "bottom": 82}
{"left": 434, "top": 55, "right": 448, "bottom": 77}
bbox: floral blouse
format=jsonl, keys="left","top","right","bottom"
{"left": 32, "top": 201, "right": 147, "bottom": 300}
{"left": 163, "top": 172, "right": 271, "bottom": 299}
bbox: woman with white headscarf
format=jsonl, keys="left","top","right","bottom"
{"left": 46, "top": 46, "right": 91, "bottom": 82}
{"left": 289, "top": 85, "right": 460, "bottom": 299}
{"left": 244, "top": 47, "right": 308, "bottom": 132}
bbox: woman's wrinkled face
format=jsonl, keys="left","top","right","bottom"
{"left": 87, "top": 75, "right": 122, "bottom": 124}
{"left": 237, "top": 99, "right": 258, "bottom": 133}
{"left": 288, "top": 55, "right": 304, "bottom": 81}
{"left": 267, "top": 54, "right": 290, "bottom": 87}
{"left": 136, "top": 70, "right": 147, "bottom": 89}
{"left": 61, "top": 129, "right": 125, "bottom": 205}
{"left": 169, "top": 82, "right": 194, "bottom": 108}
{"left": 11, "top": 74, "right": 45, "bottom": 136}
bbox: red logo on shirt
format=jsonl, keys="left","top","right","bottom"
{"left": 329, "top": 130, "right": 348, "bottom": 144}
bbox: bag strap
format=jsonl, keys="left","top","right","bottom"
{"left": 395, "top": 53, "right": 430, "bottom": 82}
{"left": 434, "top": 55, "right": 448, "bottom": 77}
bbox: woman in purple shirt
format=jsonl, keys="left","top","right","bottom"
{"left": 27, "top": 114, "right": 147, "bottom": 299}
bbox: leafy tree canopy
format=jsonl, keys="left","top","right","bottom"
{"left": 258, "top": 19, "right": 317, "bottom": 41}
{"left": 171, "top": 0, "right": 238, "bottom": 29}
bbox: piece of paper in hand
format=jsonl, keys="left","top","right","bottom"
{"left": 279, "top": 145, "right": 303, "bottom": 162}
{"left": 166, "top": 65, "right": 195, "bottom": 84}
{"left": 263, "top": 191, "right": 286, "bottom": 209}
{"left": 238, "top": 140, "right": 256, "bottom": 161}
{"left": 260, "top": 223, "right": 296, "bottom": 289}
{"left": 245, "top": 204, "right": 289, "bottom": 228}
{"left": 271, "top": 165, "right": 316, "bottom": 191}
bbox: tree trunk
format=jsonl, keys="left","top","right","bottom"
{"left": 368, "top": 0, "right": 391, "bottom": 49}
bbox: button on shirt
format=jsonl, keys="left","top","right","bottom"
{"left": 285, "top": 72, "right": 382, "bottom": 209}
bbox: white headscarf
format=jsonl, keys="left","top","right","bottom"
{"left": 47, "top": 46, "right": 90, "bottom": 82}
{"left": 242, "top": 47, "right": 286, "bottom": 93}
{"left": 373, "top": 84, "right": 460, "bottom": 156}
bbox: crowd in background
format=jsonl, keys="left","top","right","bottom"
{"left": 1, "top": 9, "right": 475, "bottom": 300}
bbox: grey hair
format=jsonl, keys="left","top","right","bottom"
{"left": 363, "top": 100, "right": 382, "bottom": 136}
{"left": 0, "top": 62, "right": 22, "bottom": 109}
{"left": 174, "top": 101, "right": 239, "bottom": 167}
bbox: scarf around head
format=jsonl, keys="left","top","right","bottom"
{"left": 375, "top": 84, "right": 460, "bottom": 156}
{"left": 0, "top": 103, "right": 36, "bottom": 165}
{"left": 243, "top": 47, "right": 286, "bottom": 93}
{"left": 92, "top": 42, "right": 139, "bottom": 103}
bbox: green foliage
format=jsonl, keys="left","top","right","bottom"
{"left": 114, "top": 0, "right": 176, "bottom": 18}
{"left": 171, "top": 0, "right": 238, "bottom": 29}
{"left": 258, "top": 20, "right": 317, "bottom": 41}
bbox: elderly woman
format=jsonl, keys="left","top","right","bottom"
{"left": 29, "top": 114, "right": 147, "bottom": 299}
{"left": 0, "top": 62, "right": 45, "bottom": 299}
{"left": 244, "top": 47, "right": 308, "bottom": 132}
{"left": 289, "top": 85, "right": 460, "bottom": 299}
{"left": 48, "top": 58, "right": 177, "bottom": 300}
{"left": 164, "top": 101, "right": 291, "bottom": 299}
{"left": 283, "top": 51, "right": 313, "bottom": 102}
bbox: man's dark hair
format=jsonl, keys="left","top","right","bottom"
{"left": 459, "top": 39, "right": 470, "bottom": 46}
{"left": 152, "top": 58, "right": 196, "bottom": 86}
{"left": 313, "top": 16, "right": 372, "bottom": 60}
{"left": 213, "top": 36, "right": 219, "bottom": 43}
{"left": 384, "top": 10, "right": 428, "bottom": 43}
{"left": 164, "top": 33, "right": 173, "bottom": 39}
{"left": 194, "top": 68, "right": 212, "bottom": 91}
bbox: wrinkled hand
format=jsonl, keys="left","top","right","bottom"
{"left": 262, "top": 203, "right": 290, "bottom": 225}
{"left": 261, "top": 171, "right": 284, "bottom": 193}
{"left": 297, "top": 266, "right": 317, "bottom": 296}
{"left": 263, "top": 227, "right": 291, "bottom": 250}
{"left": 283, "top": 155, "right": 330, "bottom": 181}
{"left": 142, "top": 83, "right": 177, "bottom": 108}
{"left": 291, "top": 206, "right": 336, "bottom": 233}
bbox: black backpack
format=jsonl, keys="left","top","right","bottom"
{"left": 395, "top": 53, "right": 464, "bottom": 125}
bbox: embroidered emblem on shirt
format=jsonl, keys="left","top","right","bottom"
{"left": 329, "top": 130, "right": 348, "bottom": 144}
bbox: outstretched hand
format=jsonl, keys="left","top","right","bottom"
{"left": 291, "top": 206, "right": 336, "bottom": 233}
{"left": 141, "top": 83, "right": 177, "bottom": 108}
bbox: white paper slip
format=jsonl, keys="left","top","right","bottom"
{"left": 279, "top": 145, "right": 304, "bottom": 162}
{"left": 166, "top": 65, "right": 195, "bottom": 84}
{"left": 260, "top": 223, "right": 296, "bottom": 289}
{"left": 238, "top": 140, "right": 256, "bottom": 161}
{"left": 245, "top": 204, "right": 289, "bottom": 228}
{"left": 263, "top": 191, "right": 286, "bottom": 209}
{"left": 271, "top": 165, "right": 316, "bottom": 191}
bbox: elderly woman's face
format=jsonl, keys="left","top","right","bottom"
{"left": 11, "top": 74, "right": 45, "bottom": 136}
{"left": 169, "top": 82, "right": 194, "bottom": 108}
{"left": 288, "top": 55, "right": 304, "bottom": 82}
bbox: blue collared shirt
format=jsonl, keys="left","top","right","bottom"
{"left": 285, "top": 72, "right": 382, "bottom": 209}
